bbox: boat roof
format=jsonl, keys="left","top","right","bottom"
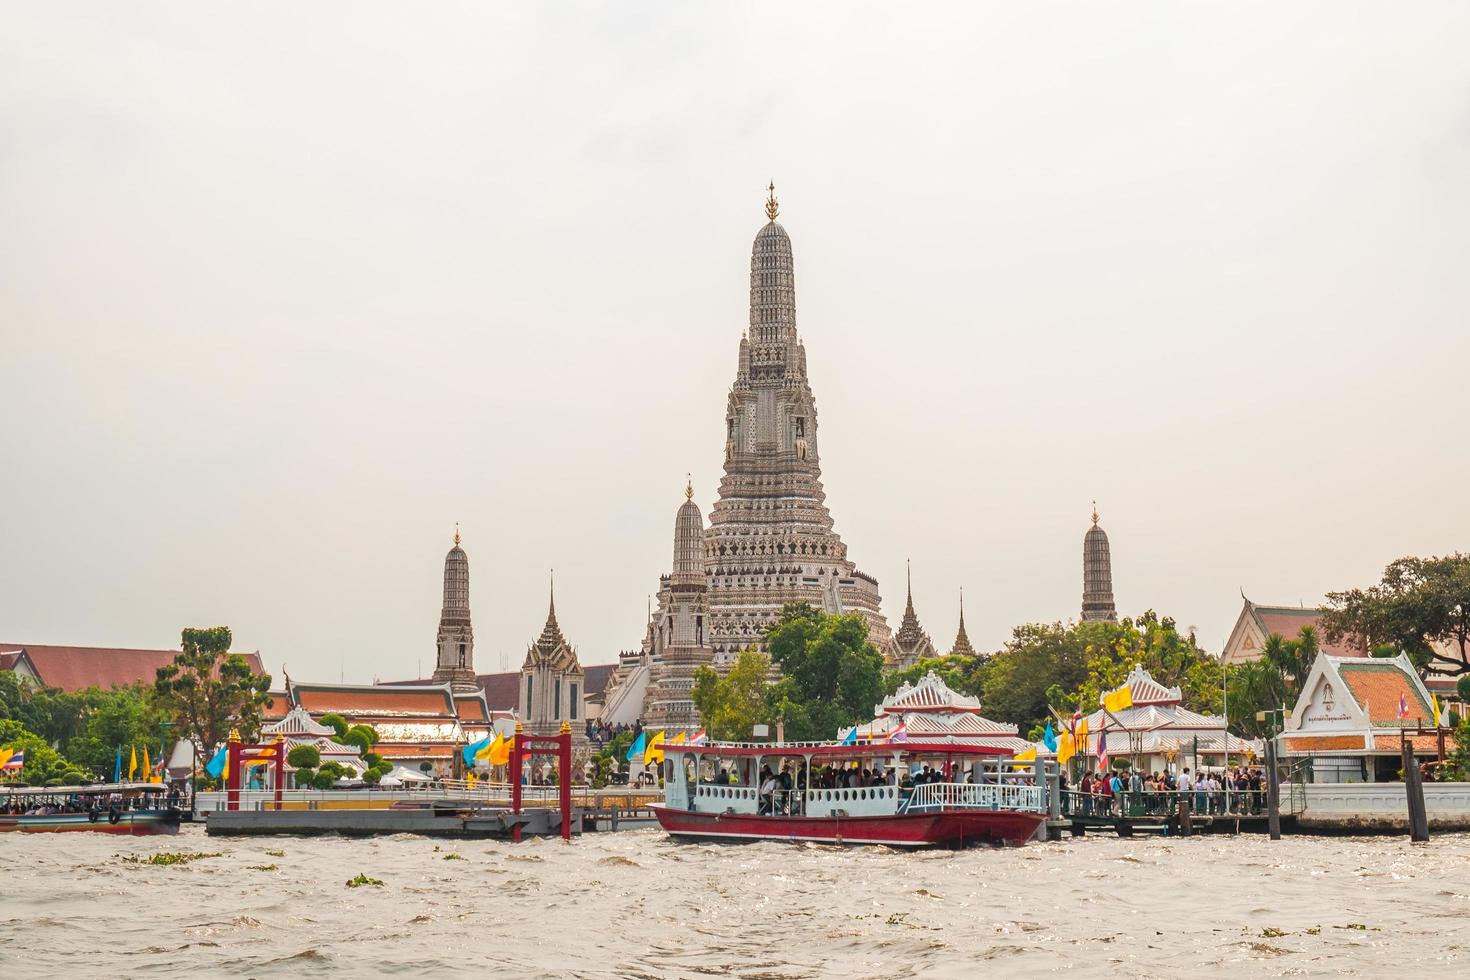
{"left": 0, "top": 781, "right": 167, "bottom": 796}
{"left": 666, "top": 739, "right": 1016, "bottom": 759}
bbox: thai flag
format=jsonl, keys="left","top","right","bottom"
{"left": 1096, "top": 729, "right": 1109, "bottom": 771}
{"left": 888, "top": 723, "right": 908, "bottom": 743}
{"left": 690, "top": 729, "right": 708, "bottom": 746}
{"left": 3, "top": 749, "right": 24, "bottom": 770}
{"left": 1397, "top": 693, "right": 1409, "bottom": 721}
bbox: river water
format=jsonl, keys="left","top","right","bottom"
{"left": 2, "top": 825, "right": 1466, "bottom": 978}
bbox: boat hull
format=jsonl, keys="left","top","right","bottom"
{"left": 0, "top": 811, "right": 181, "bottom": 835}
{"left": 651, "top": 805, "right": 1045, "bottom": 848}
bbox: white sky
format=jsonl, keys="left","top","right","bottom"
{"left": 2, "top": 3, "right": 1467, "bottom": 683}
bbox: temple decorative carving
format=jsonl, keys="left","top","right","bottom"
{"left": 949, "top": 588, "right": 978, "bottom": 658}
{"left": 1081, "top": 504, "right": 1118, "bottom": 623}
{"left": 887, "top": 563, "right": 938, "bottom": 668}
{"left": 704, "top": 187, "right": 891, "bottom": 663}
{"left": 432, "top": 526, "right": 478, "bottom": 691}
{"left": 519, "top": 582, "right": 587, "bottom": 740}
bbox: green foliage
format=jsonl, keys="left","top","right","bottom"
{"left": 310, "top": 770, "right": 340, "bottom": 790}
{"left": 1458, "top": 676, "right": 1470, "bottom": 703}
{"left": 153, "top": 626, "right": 272, "bottom": 758}
{"left": 361, "top": 752, "right": 384, "bottom": 770}
{"left": 346, "top": 873, "right": 383, "bottom": 887}
{"left": 1446, "top": 715, "right": 1470, "bottom": 781}
{"left": 0, "top": 719, "right": 91, "bottom": 786}
{"left": 1323, "top": 553, "right": 1470, "bottom": 677}
{"left": 361, "top": 766, "right": 383, "bottom": 787}
{"left": 286, "top": 744, "right": 321, "bottom": 770}
{"left": 318, "top": 714, "right": 350, "bottom": 740}
{"left": 341, "top": 725, "right": 379, "bottom": 751}
{"left": 884, "top": 655, "right": 985, "bottom": 699}
{"left": 692, "top": 650, "right": 773, "bottom": 741}
{"left": 765, "top": 603, "right": 885, "bottom": 741}
{"left": 292, "top": 767, "right": 316, "bottom": 786}
{"left": 121, "top": 851, "right": 222, "bottom": 866}
{"left": 0, "top": 674, "right": 169, "bottom": 776}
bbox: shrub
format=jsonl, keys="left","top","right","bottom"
{"left": 286, "top": 745, "right": 321, "bottom": 770}
{"left": 318, "top": 714, "right": 350, "bottom": 740}
{"left": 293, "top": 767, "right": 316, "bottom": 787}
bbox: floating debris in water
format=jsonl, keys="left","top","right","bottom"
{"left": 121, "top": 852, "right": 222, "bottom": 866}
{"left": 346, "top": 874, "right": 384, "bottom": 888}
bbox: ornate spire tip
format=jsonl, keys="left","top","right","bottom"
{"left": 685, "top": 474, "right": 693, "bottom": 501}
{"left": 764, "top": 181, "right": 779, "bottom": 222}
{"left": 454, "top": 522, "right": 461, "bottom": 546}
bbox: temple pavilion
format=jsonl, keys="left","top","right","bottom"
{"left": 1077, "top": 665, "right": 1255, "bottom": 774}
{"left": 843, "top": 670, "right": 1032, "bottom": 754}
{"left": 1277, "top": 651, "right": 1456, "bottom": 782}
{"left": 261, "top": 706, "right": 366, "bottom": 784}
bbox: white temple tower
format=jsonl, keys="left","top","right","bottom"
{"left": 519, "top": 581, "right": 588, "bottom": 740}
{"left": 703, "top": 185, "right": 891, "bottom": 663}
{"left": 432, "top": 527, "right": 478, "bottom": 691}
{"left": 643, "top": 480, "right": 716, "bottom": 733}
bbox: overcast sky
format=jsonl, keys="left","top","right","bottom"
{"left": 2, "top": 3, "right": 1467, "bottom": 684}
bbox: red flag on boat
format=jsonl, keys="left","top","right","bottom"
{"left": 690, "top": 729, "right": 708, "bottom": 746}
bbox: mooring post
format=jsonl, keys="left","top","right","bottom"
{"left": 509, "top": 722, "right": 524, "bottom": 843}
{"left": 1266, "top": 737, "right": 1281, "bottom": 841}
{"left": 558, "top": 721, "right": 573, "bottom": 842}
{"left": 1178, "top": 797, "right": 1192, "bottom": 837}
{"left": 1402, "top": 738, "right": 1429, "bottom": 843}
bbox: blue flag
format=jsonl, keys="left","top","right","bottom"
{"left": 462, "top": 734, "right": 491, "bottom": 766}
{"left": 204, "top": 744, "right": 228, "bottom": 779}
{"left": 840, "top": 727, "right": 858, "bottom": 746}
{"left": 113, "top": 746, "right": 123, "bottom": 783}
{"left": 1042, "top": 720, "right": 1058, "bottom": 753}
{"left": 626, "top": 731, "right": 647, "bottom": 763}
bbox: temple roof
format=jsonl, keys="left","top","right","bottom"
{"left": 524, "top": 582, "right": 583, "bottom": 672}
{"left": 879, "top": 670, "right": 983, "bottom": 716}
{"left": 263, "top": 706, "right": 336, "bottom": 738}
{"left": 290, "top": 681, "right": 459, "bottom": 719}
{"left": 0, "top": 642, "right": 266, "bottom": 693}
{"left": 950, "top": 590, "right": 977, "bottom": 657}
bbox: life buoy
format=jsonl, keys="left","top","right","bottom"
{"left": 88, "top": 808, "right": 100, "bottom": 823}
{"left": 108, "top": 808, "right": 121, "bottom": 825}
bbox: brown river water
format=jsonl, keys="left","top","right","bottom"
{"left": 2, "top": 825, "right": 1467, "bottom": 978}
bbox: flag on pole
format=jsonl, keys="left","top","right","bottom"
{"left": 887, "top": 722, "right": 908, "bottom": 743}
{"left": 142, "top": 745, "right": 151, "bottom": 781}
{"left": 689, "top": 729, "right": 708, "bottom": 746}
{"left": 2, "top": 749, "right": 25, "bottom": 771}
{"left": 670, "top": 732, "right": 688, "bottom": 745}
{"left": 1432, "top": 694, "right": 1442, "bottom": 727}
{"left": 626, "top": 731, "right": 647, "bottom": 763}
{"left": 1042, "top": 720, "right": 1058, "bottom": 753}
{"left": 1057, "top": 731, "right": 1076, "bottom": 766}
{"left": 840, "top": 727, "right": 858, "bottom": 746}
{"left": 1072, "top": 708, "right": 1082, "bottom": 734}
{"left": 113, "top": 746, "right": 123, "bottom": 783}
{"left": 474, "top": 734, "right": 497, "bottom": 763}
{"left": 1397, "top": 693, "right": 1409, "bottom": 721}
{"left": 462, "top": 734, "right": 492, "bottom": 766}
{"left": 488, "top": 733, "right": 512, "bottom": 766}
{"left": 1097, "top": 728, "right": 1109, "bottom": 772}
{"left": 644, "top": 731, "right": 666, "bottom": 766}
{"left": 128, "top": 745, "right": 138, "bottom": 780}
{"left": 0, "top": 748, "right": 11, "bottom": 769}
{"left": 204, "top": 744, "right": 228, "bottom": 780}
{"left": 1013, "top": 746, "right": 1037, "bottom": 763}
{"left": 1102, "top": 685, "right": 1134, "bottom": 714}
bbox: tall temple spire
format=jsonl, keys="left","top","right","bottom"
{"left": 643, "top": 479, "right": 715, "bottom": 733}
{"left": 950, "top": 587, "right": 977, "bottom": 658}
{"left": 431, "top": 527, "right": 477, "bottom": 691}
{"left": 1082, "top": 505, "right": 1118, "bottom": 623}
{"left": 888, "top": 560, "right": 936, "bottom": 668}
{"left": 703, "top": 192, "right": 890, "bottom": 662}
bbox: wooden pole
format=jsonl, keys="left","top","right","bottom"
{"left": 1265, "top": 737, "right": 1281, "bottom": 841}
{"left": 1402, "top": 736, "right": 1429, "bottom": 843}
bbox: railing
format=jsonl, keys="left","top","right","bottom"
{"left": 1062, "top": 788, "right": 1272, "bottom": 819}
{"left": 904, "top": 782, "right": 1045, "bottom": 814}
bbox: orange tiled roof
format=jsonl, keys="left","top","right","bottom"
{"left": 454, "top": 696, "right": 488, "bottom": 721}
{"left": 263, "top": 692, "right": 291, "bottom": 721}
{"left": 372, "top": 742, "right": 457, "bottom": 759}
{"left": 0, "top": 642, "right": 267, "bottom": 693}
{"left": 1338, "top": 662, "right": 1433, "bottom": 726}
{"left": 1284, "top": 734, "right": 1365, "bottom": 752}
{"left": 295, "top": 687, "right": 454, "bottom": 716}
{"left": 1372, "top": 733, "right": 1454, "bottom": 753}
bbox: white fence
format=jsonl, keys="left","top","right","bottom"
{"left": 904, "top": 782, "right": 1046, "bottom": 814}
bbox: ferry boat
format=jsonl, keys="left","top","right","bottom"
{"left": 0, "top": 782, "right": 182, "bottom": 835}
{"left": 651, "top": 740, "right": 1049, "bottom": 848}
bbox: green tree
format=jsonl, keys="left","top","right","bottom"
{"left": 62, "top": 684, "right": 171, "bottom": 772}
{"left": 153, "top": 626, "right": 272, "bottom": 762}
{"left": 765, "top": 603, "right": 885, "bottom": 741}
{"left": 980, "top": 622, "right": 1092, "bottom": 730}
{"left": 884, "top": 654, "right": 987, "bottom": 699}
{"left": 0, "top": 719, "right": 90, "bottom": 786}
{"left": 318, "top": 714, "right": 350, "bottom": 740}
{"left": 691, "top": 650, "right": 773, "bottom": 741}
{"left": 286, "top": 744, "right": 321, "bottom": 770}
{"left": 1323, "top": 553, "right": 1470, "bottom": 677}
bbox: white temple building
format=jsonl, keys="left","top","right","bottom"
{"left": 843, "top": 670, "right": 1032, "bottom": 755}
{"left": 1077, "top": 665, "right": 1256, "bottom": 773}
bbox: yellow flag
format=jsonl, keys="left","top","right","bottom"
{"left": 644, "top": 731, "right": 666, "bottom": 766}
{"left": 1102, "top": 686, "right": 1134, "bottom": 714}
{"left": 670, "top": 732, "right": 687, "bottom": 745}
{"left": 488, "top": 733, "right": 511, "bottom": 767}
{"left": 475, "top": 735, "right": 496, "bottom": 762}
{"left": 0, "top": 748, "right": 13, "bottom": 769}
{"left": 142, "top": 745, "right": 151, "bottom": 780}
{"left": 128, "top": 745, "right": 138, "bottom": 780}
{"left": 1056, "top": 731, "right": 1075, "bottom": 766}
{"left": 1432, "top": 694, "right": 1441, "bottom": 727}
{"left": 1013, "top": 745, "right": 1037, "bottom": 763}
{"left": 1077, "top": 718, "right": 1089, "bottom": 740}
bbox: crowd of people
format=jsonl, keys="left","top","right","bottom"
{"left": 585, "top": 719, "right": 641, "bottom": 747}
{"left": 1070, "top": 766, "right": 1269, "bottom": 817}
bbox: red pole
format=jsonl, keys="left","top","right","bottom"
{"left": 274, "top": 740, "right": 284, "bottom": 811}
{"left": 509, "top": 724, "right": 523, "bottom": 843}
{"left": 559, "top": 721, "right": 572, "bottom": 842}
{"left": 225, "top": 735, "right": 241, "bottom": 812}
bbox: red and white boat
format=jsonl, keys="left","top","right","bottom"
{"left": 651, "top": 740, "right": 1048, "bottom": 848}
{"left": 0, "top": 782, "right": 182, "bottom": 835}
